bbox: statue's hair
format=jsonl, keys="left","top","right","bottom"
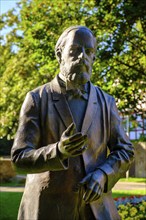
{"left": 55, "top": 26, "right": 97, "bottom": 63}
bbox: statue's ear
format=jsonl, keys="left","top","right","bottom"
{"left": 56, "top": 50, "right": 62, "bottom": 64}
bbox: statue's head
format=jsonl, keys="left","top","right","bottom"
{"left": 55, "top": 26, "right": 97, "bottom": 89}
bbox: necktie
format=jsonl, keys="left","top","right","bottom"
{"left": 65, "top": 88, "right": 88, "bottom": 100}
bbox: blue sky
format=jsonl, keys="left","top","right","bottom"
{"left": 0, "top": 0, "right": 20, "bottom": 47}
{"left": 0, "top": 0, "right": 19, "bottom": 15}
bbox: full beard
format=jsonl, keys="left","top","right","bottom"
{"left": 60, "top": 60, "right": 92, "bottom": 90}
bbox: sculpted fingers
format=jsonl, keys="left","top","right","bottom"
{"left": 61, "top": 123, "right": 86, "bottom": 144}
{"left": 84, "top": 185, "right": 102, "bottom": 203}
{"left": 68, "top": 134, "right": 87, "bottom": 149}
{"left": 62, "top": 136, "right": 87, "bottom": 156}
{"left": 91, "top": 187, "right": 102, "bottom": 202}
{"left": 69, "top": 133, "right": 86, "bottom": 142}
{"left": 60, "top": 133, "right": 87, "bottom": 147}
{"left": 58, "top": 126, "right": 88, "bottom": 158}
{"left": 69, "top": 144, "right": 88, "bottom": 156}
{"left": 80, "top": 171, "right": 106, "bottom": 203}
{"left": 83, "top": 183, "right": 101, "bottom": 203}
{"left": 64, "top": 123, "right": 76, "bottom": 136}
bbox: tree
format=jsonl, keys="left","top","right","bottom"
{"left": 0, "top": 0, "right": 146, "bottom": 139}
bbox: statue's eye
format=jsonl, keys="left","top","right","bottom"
{"left": 85, "top": 48, "right": 92, "bottom": 55}
{"left": 70, "top": 50, "right": 74, "bottom": 54}
{"left": 69, "top": 48, "right": 76, "bottom": 55}
{"left": 69, "top": 46, "right": 80, "bottom": 55}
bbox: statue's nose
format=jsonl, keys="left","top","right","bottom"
{"left": 78, "top": 48, "right": 86, "bottom": 59}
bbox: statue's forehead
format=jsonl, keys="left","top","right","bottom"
{"left": 65, "top": 29, "right": 94, "bottom": 48}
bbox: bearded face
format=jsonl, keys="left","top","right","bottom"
{"left": 59, "top": 29, "right": 96, "bottom": 90}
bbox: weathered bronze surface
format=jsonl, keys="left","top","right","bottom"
{"left": 11, "top": 26, "right": 134, "bottom": 220}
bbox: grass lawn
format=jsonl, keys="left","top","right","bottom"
{"left": 0, "top": 192, "right": 22, "bottom": 220}
{"left": 0, "top": 177, "right": 145, "bottom": 219}
{"left": 0, "top": 189, "right": 145, "bottom": 220}
{"left": 119, "top": 177, "right": 146, "bottom": 183}
{"left": 112, "top": 189, "right": 146, "bottom": 198}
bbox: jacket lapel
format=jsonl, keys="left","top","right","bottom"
{"left": 50, "top": 77, "right": 98, "bottom": 133}
{"left": 81, "top": 83, "right": 100, "bottom": 174}
{"left": 50, "top": 76, "right": 73, "bottom": 128}
{"left": 81, "top": 82, "right": 98, "bottom": 134}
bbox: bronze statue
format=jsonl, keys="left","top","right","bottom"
{"left": 11, "top": 26, "right": 134, "bottom": 220}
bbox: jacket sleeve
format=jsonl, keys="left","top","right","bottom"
{"left": 11, "top": 91, "right": 68, "bottom": 174}
{"left": 98, "top": 98, "right": 134, "bottom": 192}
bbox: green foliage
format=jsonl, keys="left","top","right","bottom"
{"left": 0, "top": 0, "right": 146, "bottom": 138}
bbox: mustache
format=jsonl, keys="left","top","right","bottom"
{"left": 60, "top": 58, "right": 91, "bottom": 81}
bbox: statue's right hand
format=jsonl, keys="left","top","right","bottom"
{"left": 58, "top": 123, "right": 88, "bottom": 159}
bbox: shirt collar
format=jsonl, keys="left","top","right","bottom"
{"left": 57, "top": 75, "right": 89, "bottom": 100}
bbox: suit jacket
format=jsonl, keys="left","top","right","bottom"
{"left": 11, "top": 76, "right": 134, "bottom": 220}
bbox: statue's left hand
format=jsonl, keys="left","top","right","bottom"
{"left": 80, "top": 169, "right": 107, "bottom": 203}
